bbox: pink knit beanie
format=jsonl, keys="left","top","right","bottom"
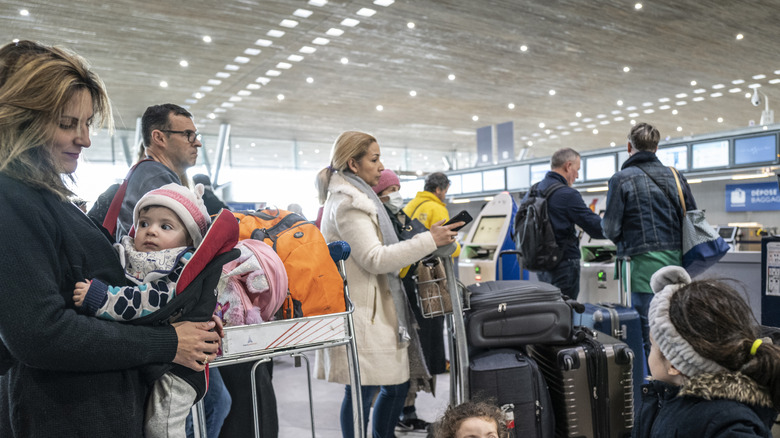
{"left": 133, "top": 183, "right": 211, "bottom": 247}
{"left": 373, "top": 169, "right": 401, "bottom": 195}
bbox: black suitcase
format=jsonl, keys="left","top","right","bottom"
{"left": 527, "top": 328, "right": 634, "bottom": 438}
{"left": 469, "top": 348, "right": 555, "bottom": 438}
{"left": 467, "top": 280, "right": 573, "bottom": 347}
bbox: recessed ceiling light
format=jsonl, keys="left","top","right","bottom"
{"left": 675, "top": 93, "right": 687, "bottom": 98}
{"left": 202, "top": 35, "right": 212, "bottom": 43}
{"left": 712, "top": 83, "right": 725, "bottom": 89}
{"left": 658, "top": 97, "right": 670, "bottom": 102}
{"left": 623, "top": 66, "right": 630, "bottom": 73}
{"left": 267, "top": 29, "right": 285, "bottom": 38}
{"left": 693, "top": 96, "right": 705, "bottom": 102}
{"left": 717, "top": 117, "right": 724, "bottom": 123}
{"left": 376, "top": 105, "right": 384, "bottom": 111}
{"left": 194, "top": 92, "right": 204, "bottom": 99}
{"left": 207, "top": 79, "right": 221, "bottom": 85}
{"left": 276, "top": 62, "right": 292, "bottom": 69}
{"left": 208, "top": 113, "right": 216, "bottom": 119}
{"left": 672, "top": 109, "right": 678, "bottom": 115}
{"left": 159, "top": 81, "right": 168, "bottom": 88}
{"left": 539, "top": 122, "right": 545, "bottom": 128}
{"left": 308, "top": 0, "right": 327, "bottom": 6}
{"left": 659, "top": 105, "right": 671, "bottom": 110}
{"left": 676, "top": 126, "right": 683, "bottom": 131}
{"left": 237, "top": 90, "right": 252, "bottom": 96}
{"left": 610, "top": 142, "right": 616, "bottom": 147}
{"left": 612, "top": 110, "right": 621, "bottom": 115}
{"left": 266, "top": 70, "right": 281, "bottom": 77}
{"left": 548, "top": 89, "right": 556, "bottom": 96}
{"left": 597, "top": 114, "right": 607, "bottom": 118}
{"left": 374, "top": 0, "right": 395, "bottom": 6}
{"left": 693, "top": 88, "right": 706, "bottom": 93}
{"left": 313, "top": 37, "right": 330, "bottom": 45}
{"left": 277, "top": 94, "right": 285, "bottom": 101}
{"left": 179, "top": 60, "right": 189, "bottom": 67}
{"left": 544, "top": 129, "right": 551, "bottom": 134}
{"left": 690, "top": 80, "right": 697, "bottom": 86}
{"left": 357, "top": 8, "right": 376, "bottom": 17}
{"left": 582, "top": 118, "right": 593, "bottom": 122}
{"left": 736, "top": 33, "right": 744, "bottom": 40}
{"left": 410, "top": 90, "right": 417, "bottom": 97}
{"left": 19, "top": 9, "right": 29, "bottom": 16}
{"left": 753, "top": 74, "right": 767, "bottom": 80}
{"left": 280, "top": 19, "right": 299, "bottom": 28}
{"left": 293, "top": 9, "right": 313, "bottom": 18}
{"left": 341, "top": 18, "right": 360, "bottom": 27}
{"left": 255, "top": 39, "right": 272, "bottom": 47}
{"left": 229, "top": 96, "right": 242, "bottom": 102}
{"left": 244, "top": 48, "right": 261, "bottom": 56}
{"left": 256, "top": 77, "right": 270, "bottom": 84}
{"left": 732, "top": 79, "right": 745, "bottom": 84}
{"left": 527, "top": 141, "right": 533, "bottom": 146}
{"left": 728, "top": 88, "right": 742, "bottom": 93}
{"left": 575, "top": 112, "right": 582, "bottom": 117}
{"left": 213, "top": 108, "right": 226, "bottom": 113}
{"left": 221, "top": 102, "right": 234, "bottom": 108}
{"left": 246, "top": 84, "right": 261, "bottom": 90}
{"left": 520, "top": 45, "right": 528, "bottom": 52}
{"left": 643, "top": 109, "right": 654, "bottom": 114}
{"left": 224, "top": 64, "right": 239, "bottom": 71}
{"left": 300, "top": 46, "right": 317, "bottom": 54}
{"left": 200, "top": 86, "right": 213, "bottom": 92}
{"left": 184, "top": 98, "right": 197, "bottom": 104}
{"left": 326, "top": 28, "right": 344, "bottom": 36}
{"left": 288, "top": 54, "right": 304, "bottom": 62}
{"left": 634, "top": 3, "right": 642, "bottom": 10}
{"left": 628, "top": 112, "right": 639, "bottom": 117}
{"left": 507, "top": 102, "right": 515, "bottom": 109}
{"left": 614, "top": 116, "right": 625, "bottom": 121}
{"left": 472, "top": 115, "right": 479, "bottom": 121}
{"left": 306, "top": 77, "right": 314, "bottom": 84}
{"left": 407, "top": 22, "right": 415, "bottom": 29}
{"left": 769, "top": 78, "right": 780, "bottom": 84}
{"left": 676, "top": 101, "right": 687, "bottom": 106}
{"left": 617, "top": 100, "right": 623, "bottom": 106}
{"left": 234, "top": 56, "right": 250, "bottom": 64}
{"left": 592, "top": 129, "right": 599, "bottom": 134}
{"left": 745, "top": 92, "right": 752, "bottom": 98}
{"left": 710, "top": 92, "right": 723, "bottom": 98}
{"left": 448, "top": 74, "right": 456, "bottom": 80}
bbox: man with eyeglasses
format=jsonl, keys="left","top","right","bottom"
{"left": 112, "top": 103, "right": 203, "bottom": 238}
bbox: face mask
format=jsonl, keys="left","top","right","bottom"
{"left": 384, "top": 191, "right": 404, "bottom": 214}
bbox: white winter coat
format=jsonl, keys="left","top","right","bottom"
{"left": 315, "top": 172, "right": 437, "bottom": 385}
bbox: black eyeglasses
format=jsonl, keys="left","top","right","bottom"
{"left": 160, "top": 129, "right": 202, "bottom": 143}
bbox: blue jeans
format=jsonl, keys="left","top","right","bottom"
{"left": 537, "top": 259, "right": 581, "bottom": 300}
{"left": 632, "top": 292, "right": 654, "bottom": 364}
{"left": 340, "top": 381, "right": 410, "bottom": 438}
{"left": 185, "top": 368, "right": 232, "bottom": 438}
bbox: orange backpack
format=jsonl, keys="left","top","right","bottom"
{"left": 232, "top": 209, "right": 345, "bottom": 317}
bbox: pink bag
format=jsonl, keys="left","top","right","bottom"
{"left": 216, "top": 239, "right": 288, "bottom": 326}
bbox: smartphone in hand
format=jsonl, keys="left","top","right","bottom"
{"left": 444, "top": 210, "right": 473, "bottom": 232}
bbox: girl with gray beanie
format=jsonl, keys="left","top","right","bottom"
{"left": 634, "top": 266, "right": 780, "bottom": 438}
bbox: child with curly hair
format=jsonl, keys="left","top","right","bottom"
{"left": 635, "top": 266, "right": 780, "bottom": 438}
{"left": 432, "top": 400, "right": 509, "bottom": 438}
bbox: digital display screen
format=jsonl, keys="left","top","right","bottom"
{"left": 482, "top": 169, "right": 506, "bottom": 191}
{"left": 530, "top": 163, "right": 549, "bottom": 184}
{"left": 692, "top": 140, "right": 729, "bottom": 169}
{"left": 656, "top": 145, "right": 688, "bottom": 170}
{"left": 717, "top": 226, "right": 737, "bottom": 240}
{"left": 506, "top": 165, "right": 530, "bottom": 190}
{"left": 734, "top": 135, "right": 776, "bottom": 165}
{"left": 460, "top": 172, "right": 483, "bottom": 193}
{"left": 617, "top": 151, "right": 629, "bottom": 169}
{"left": 585, "top": 155, "right": 616, "bottom": 181}
{"left": 399, "top": 178, "right": 424, "bottom": 200}
{"left": 448, "top": 174, "right": 462, "bottom": 195}
{"left": 471, "top": 215, "right": 506, "bottom": 245}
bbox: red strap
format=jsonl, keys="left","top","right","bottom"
{"left": 101, "top": 158, "right": 153, "bottom": 237}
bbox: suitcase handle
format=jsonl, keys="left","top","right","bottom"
{"left": 617, "top": 256, "right": 632, "bottom": 308}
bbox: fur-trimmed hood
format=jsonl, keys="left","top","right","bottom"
{"left": 680, "top": 372, "right": 774, "bottom": 408}
{"left": 326, "top": 171, "right": 379, "bottom": 217}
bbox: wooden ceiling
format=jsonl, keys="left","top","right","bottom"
{"left": 4, "top": 0, "right": 780, "bottom": 170}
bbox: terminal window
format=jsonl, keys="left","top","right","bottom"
{"left": 471, "top": 215, "right": 506, "bottom": 245}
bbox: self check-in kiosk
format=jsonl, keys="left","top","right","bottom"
{"left": 458, "top": 192, "right": 520, "bottom": 285}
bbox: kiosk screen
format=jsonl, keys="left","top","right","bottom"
{"left": 471, "top": 215, "right": 506, "bottom": 245}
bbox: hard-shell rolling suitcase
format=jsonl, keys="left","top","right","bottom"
{"left": 467, "top": 280, "right": 573, "bottom": 348}
{"left": 469, "top": 348, "right": 555, "bottom": 438}
{"left": 526, "top": 328, "right": 634, "bottom": 438}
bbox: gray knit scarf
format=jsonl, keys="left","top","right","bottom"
{"left": 340, "top": 171, "right": 432, "bottom": 387}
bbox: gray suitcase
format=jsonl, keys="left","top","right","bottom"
{"left": 527, "top": 328, "right": 634, "bottom": 438}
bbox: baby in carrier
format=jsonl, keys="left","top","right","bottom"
{"left": 73, "top": 183, "right": 211, "bottom": 437}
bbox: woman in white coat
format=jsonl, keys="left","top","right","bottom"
{"left": 315, "top": 131, "right": 461, "bottom": 438}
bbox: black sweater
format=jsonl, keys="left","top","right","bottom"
{"left": 0, "top": 173, "right": 179, "bottom": 437}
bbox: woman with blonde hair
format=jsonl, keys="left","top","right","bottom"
{"left": 315, "top": 130, "right": 462, "bottom": 438}
{"left": 0, "top": 40, "right": 221, "bottom": 437}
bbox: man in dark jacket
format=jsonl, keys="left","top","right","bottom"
{"left": 602, "top": 122, "right": 697, "bottom": 360}
{"left": 192, "top": 173, "right": 229, "bottom": 215}
{"left": 529, "top": 148, "right": 605, "bottom": 300}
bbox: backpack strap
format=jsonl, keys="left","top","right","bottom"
{"left": 101, "top": 158, "right": 153, "bottom": 237}
{"left": 540, "top": 181, "right": 566, "bottom": 198}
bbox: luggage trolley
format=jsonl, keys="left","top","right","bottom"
{"left": 414, "top": 255, "right": 470, "bottom": 406}
{"left": 193, "top": 241, "right": 365, "bottom": 438}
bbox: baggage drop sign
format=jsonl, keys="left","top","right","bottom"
{"left": 726, "top": 182, "right": 780, "bottom": 212}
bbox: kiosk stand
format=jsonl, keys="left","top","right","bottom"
{"left": 457, "top": 192, "right": 520, "bottom": 284}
